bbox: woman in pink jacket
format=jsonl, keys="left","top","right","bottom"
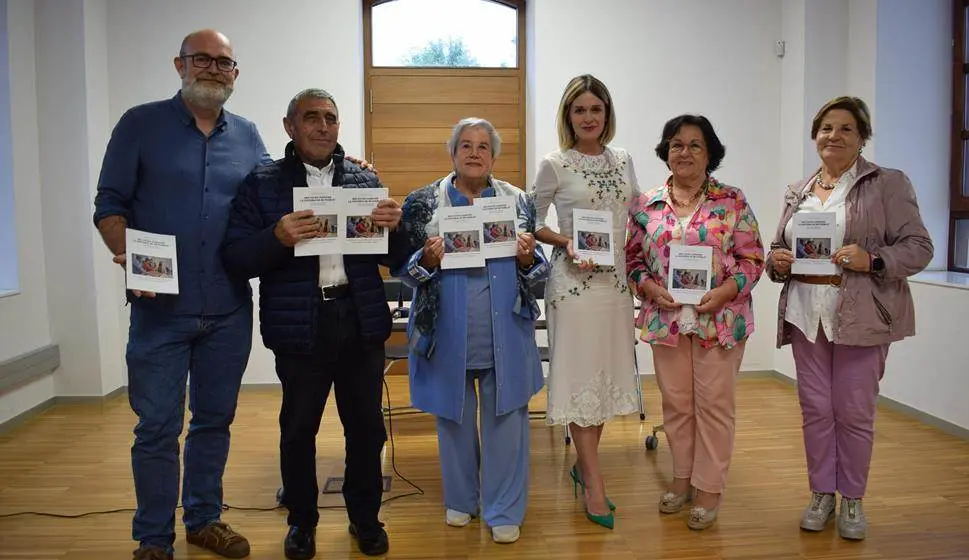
{"left": 766, "top": 96, "right": 933, "bottom": 541}
{"left": 625, "top": 114, "right": 765, "bottom": 530}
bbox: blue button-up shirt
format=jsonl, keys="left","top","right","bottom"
{"left": 93, "top": 92, "right": 270, "bottom": 315}
{"left": 446, "top": 179, "right": 495, "bottom": 369}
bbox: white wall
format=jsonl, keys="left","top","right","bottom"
{"left": 35, "top": 0, "right": 107, "bottom": 396}
{"left": 84, "top": 0, "right": 125, "bottom": 393}
{"left": 881, "top": 281, "right": 969, "bottom": 430}
{"left": 872, "top": 0, "right": 963, "bottom": 430}
{"left": 771, "top": 0, "right": 967, "bottom": 434}
{"left": 847, "top": 0, "right": 878, "bottom": 158}
{"left": 0, "top": 0, "right": 54, "bottom": 424}
{"left": 104, "top": 0, "right": 368, "bottom": 383}
{"left": 774, "top": 0, "right": 880, "bottom": 380}
{"left": 105, "top": 0, "right": 367, "bottom": 163}
{"left": 530, "top": 0, "right": 783, "bottom": 374}
{"left": 1, "top": 0, "right": 967, "bottom": 431}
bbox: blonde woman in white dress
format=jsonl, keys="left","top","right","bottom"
{"left": 531, "top": 74, "right": 640, "bottom": 530}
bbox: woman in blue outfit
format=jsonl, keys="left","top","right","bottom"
{"left": 396, "top": 117, "right": 548, "bottom": 544}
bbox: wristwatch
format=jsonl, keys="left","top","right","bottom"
{"left": 870, "top": 254, "right": 885, "bottom": 272}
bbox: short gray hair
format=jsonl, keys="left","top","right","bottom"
{"left": 446, "top": 118, "right": 501, "bottom": 159}
{"left": 286, "top": 88, "right": 339, "bottom": 121}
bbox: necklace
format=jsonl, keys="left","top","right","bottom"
{"left": 815, "top": 173, "right": 838, "bottom": 190}
{"left": 669, "top": 184, "right": 705, "bottom": 208}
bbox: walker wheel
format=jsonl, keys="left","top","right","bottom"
{"left": 645, "top": 435, "right": 659, "bottom": 450}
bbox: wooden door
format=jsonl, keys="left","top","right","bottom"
{"left": 363, "top": 0, "right": 527, "bottom": 373}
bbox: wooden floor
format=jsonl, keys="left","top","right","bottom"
{"left": 1, "top": 375, "right": 968, "bottom": 559}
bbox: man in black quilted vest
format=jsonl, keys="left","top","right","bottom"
{"left": 222, "top": 88, "right": 409, "bottom": 559}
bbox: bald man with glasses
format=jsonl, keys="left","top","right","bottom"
{"left": 94, "top": 29, "right": 270, "bottom": 560}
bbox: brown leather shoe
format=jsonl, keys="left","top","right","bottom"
{"left": 186, "top": 521, "right": 251, "bottom": 558}
{"left": 132, "top": 546, "right": 173, "bottom": 560}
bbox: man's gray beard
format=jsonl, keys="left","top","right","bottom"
{"left": 181, "top": 79, "right": 233, "bottom": 110}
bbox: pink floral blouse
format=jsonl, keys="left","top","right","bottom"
{"left": 625, "top": 177, "right": 765, "bottom": 349}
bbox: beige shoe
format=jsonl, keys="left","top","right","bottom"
{"left": 687, "top": 505, "right": 718, "bottom": 530}
{"left": 837, "top": 497, "right": 867, "bottom": 540}
{"left": 658, "top": 490, "right": 692, "bottom": 514}
{"left": 491, "top": 525, "right": 520, "bottom": 544}
{"left": 800, "top": 492, "right": 836, "bottom": 531}
{"left": 445, "top": 508, "right": 472, "bottom": 527}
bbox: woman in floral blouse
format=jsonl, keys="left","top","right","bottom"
{"left": 625, "top": 115, "right": 765, "bottom": 530}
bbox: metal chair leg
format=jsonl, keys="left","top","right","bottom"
{"left": 633, "top": 342, "right": 646, "bottom": 420}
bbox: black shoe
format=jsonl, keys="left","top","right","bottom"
{"left": 284, "top": 525, "right": 316, "bottom": 560}
{"left": 348, "top": 522, "right": 389, "bottom": 556}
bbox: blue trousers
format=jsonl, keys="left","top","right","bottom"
{"left": 126, "top": 303, "right": 252, "bottom": 550}
{"left": 436, "top": 368, "right": 530, "bottom": 527}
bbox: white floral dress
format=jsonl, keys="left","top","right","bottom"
{"left": 531, "top": 147, "right": 640, "bottom": 426}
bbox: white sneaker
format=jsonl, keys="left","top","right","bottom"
{"left": 445, "top": 508, "right": 472, "bottom": 527}
{"left": 491, "top": 525, "right": 520, "bottom": 543}
{"left": 838, "top": 497, "right": 867, "bottom": 540}
{"left": 800, "top": 492, "right": 836, "bottom": 531}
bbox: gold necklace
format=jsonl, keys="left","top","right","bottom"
{"left": 815, "top": 173, "right": 838, "bottom": 190}
{"left": 669, "top": 184, "right": 705, "bottom": 208}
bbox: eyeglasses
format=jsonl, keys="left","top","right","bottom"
{"left": 180, "top": 53, "right": 237, "bottom": 72}
{"left": 669, "top": 142, "right": 705, "bottom": 154}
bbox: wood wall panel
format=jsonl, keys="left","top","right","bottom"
{"left": 371, "top": 103, "right": 519, "bottom": 129}
{"left": 371, "top": 75, "right": 519, "bottom": 104}
{"left": 371, "top": 127, "right": 519, "bottom": 145}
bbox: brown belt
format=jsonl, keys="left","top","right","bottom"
{"left": 792, "top": 274, "right": 842, "bottom": 287}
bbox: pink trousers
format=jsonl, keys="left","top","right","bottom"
{"left": 651, "top": 335, "right": 745, "bottom": 493}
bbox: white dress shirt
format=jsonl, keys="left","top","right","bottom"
{"left": 783, "top": 161, "right": 858, "bottom": 343}
{"left": 303, "top": 161, "right": 348, "bottom": 287}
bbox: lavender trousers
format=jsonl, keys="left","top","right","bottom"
{"left": 790, "top": 324, "right": 889, "bottom": 499}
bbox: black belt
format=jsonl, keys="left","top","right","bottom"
{"left": 321, "top": 284, "right": 350, "bottom": 301}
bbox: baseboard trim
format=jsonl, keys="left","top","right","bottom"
{"left": 0, "top": 397, "right": 56, "bottom": 435}
{"left": 239, "top": 383, "right": 282, "bottom": 391}
{"left": 0, "top": 344, "right": 60, "bottom": 394}
{"left": 875, "top": 392, "right": 969, "bottom": 441}
{"left": 0, "top": 385, "right": 126, "bottom": 435}
{"left": 756, "top": 370, "right": 969, "bottom": 441}
{"left": 51, "top": 385, "right": 128, "bottom": 405}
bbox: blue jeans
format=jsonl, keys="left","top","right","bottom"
{"left": 126, "top": 302, "right": 253, "bottom": 550}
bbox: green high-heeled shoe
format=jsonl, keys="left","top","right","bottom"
{"left": 569, "top": 465, "right": 616, "bottom": 511}
{"left": 585, "top": 509, "right": 615, "bottom": 530}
